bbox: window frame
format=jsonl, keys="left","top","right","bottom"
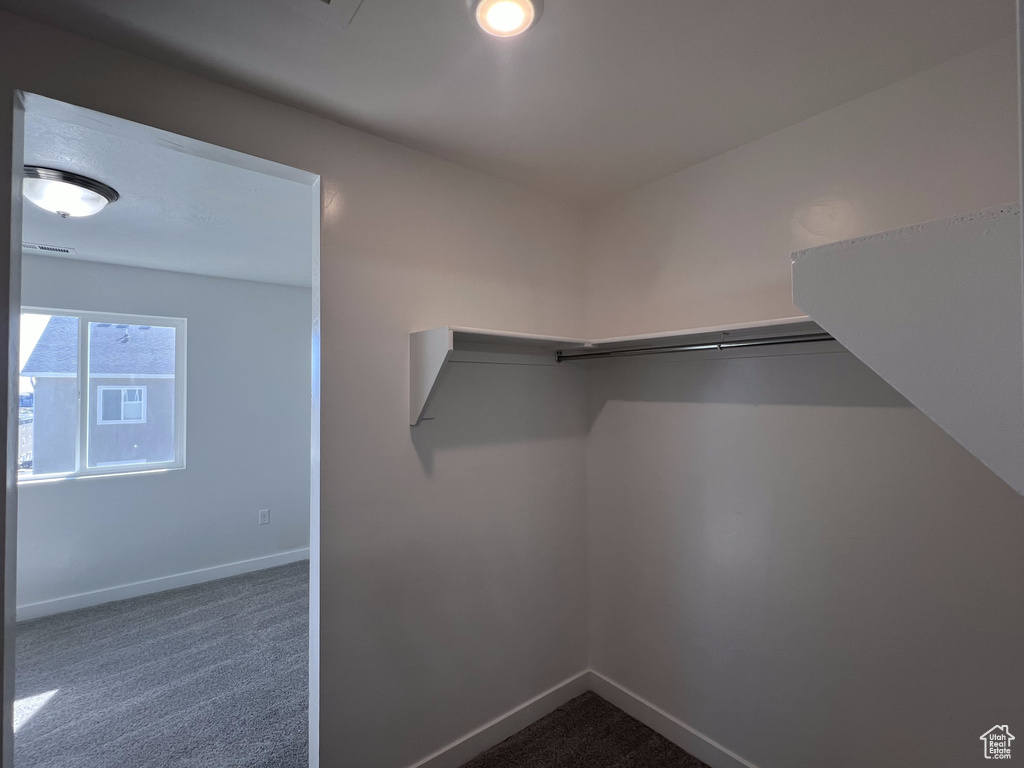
{"left": 96, "top": 385, "right": 148, "bottom": 425}
{"left": 21, "top": 307, "right": 187, "bottom": 482}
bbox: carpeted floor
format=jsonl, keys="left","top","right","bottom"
{"left": 460, "top": 691, "right": 711, "bottom": 768}
{"left": 15, "top": 561, "right": 309, "bottom": 768}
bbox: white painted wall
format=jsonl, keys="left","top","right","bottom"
{"left": 586, "top": 352, "right": 1024, "bottom": 767}
{"left": 0, "top": 11, "right": 589, "bottom": 768}
{"left": 16, "top": 254, "right": 312, "bottom": 617}
{"left": 2, "top": 8, "right": 1021, "bottom": 768}
{"left": 584, "top": 34, "right": 1024, "bottom": 768}
{"left": 584, "top": 37, "right": 1020, "bottom": 337}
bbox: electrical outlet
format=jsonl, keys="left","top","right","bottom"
{"left": 258, "top": 508, "right": 270, "bottom": 525}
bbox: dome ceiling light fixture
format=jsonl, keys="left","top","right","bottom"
{"left": 470, "top": 0, "right": 542, "bottom": 37}
{"left": 22, "top": 166, "right": 119, "bottom": 219}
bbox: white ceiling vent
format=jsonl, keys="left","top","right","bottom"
{"left": 22, "top": 242, "right": 77, "bottom": 256}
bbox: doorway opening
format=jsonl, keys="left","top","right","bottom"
{"left": 9, "top": 93, "right": 321, "bottom": 768}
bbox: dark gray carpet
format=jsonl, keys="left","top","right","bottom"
{"left": 461, "top": 692, "right": 711, "bottom": 768}
{"left": 15, "top": 561, "right": 309, "bottom": 768}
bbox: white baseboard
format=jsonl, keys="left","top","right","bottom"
{"left": 405, "top": 671, "right": 591, "bottom": 768}
{"left": 404, "top": 669, "right": 758, "bottom": 768}
{"left": 586, "top": 670, "right": 760, "bottom": 768}
{"left": 17, "top": 547, "right": 310, "bottom": 621}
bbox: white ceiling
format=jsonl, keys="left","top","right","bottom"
{"left": 1, "top": 0, "right": 1014, "bottom": 203}
{"left": 21, "top": 109, "right": 315, "bottom": 287}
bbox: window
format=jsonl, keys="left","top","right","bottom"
{"left": 19, "top": 309, "right": 186, "bottom": 480}
{"left": 97, "top": 386, "right": 147, "bottom": 424}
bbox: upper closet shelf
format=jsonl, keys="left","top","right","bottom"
{"left": 793, "top": 204, "right": 1024, "bottom": 495}
{"left": 410, "top": 326, "right": 587, "bottom": 425}
{"left": 410, "top": 318, "right": 832, "bottom": 425}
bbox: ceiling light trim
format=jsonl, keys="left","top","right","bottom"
{"left": 23, "top": 166, "right": 120, "bottom": 205}
{"left": 22, "top": 166, "right": 120, "bottom": 218}
{"left": 469, "top": 0, "right": 543, "bottom": 37}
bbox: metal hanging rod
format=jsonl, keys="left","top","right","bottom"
{"left": 556, "top": 331, "right": 835, "bottom": 362}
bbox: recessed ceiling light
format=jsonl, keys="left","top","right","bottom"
{"left": 471, "top": 0, "right": 542, "bottom": 37}
{"left": 22, "top": 167, "right": 119, "bottom": 219}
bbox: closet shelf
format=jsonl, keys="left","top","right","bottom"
{"left": 410, "top": 318, "right": 831, "bottom": 425}
{"left": 561, "top": 317, "right": 830, "bottom": 361}
{"left": 409, "top": 326, "right": 587, "bottom": 425}
{"left": 793, "top": 203, "right": 1023, "bottom": 495}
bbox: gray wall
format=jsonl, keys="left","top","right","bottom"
{"left": 17, "top": 255, "right": 312, "bottom": 613}
{"left": 87, "top": 377, "right": 175, "bottom": 467}
{"left": 31, "top": 376, "right": 175, "bottom": 472}
{"left": 586, "top": 352, "right": 1024, "bottom": 767}
{"left": 583, "top": 33, "right": 1024, "bottom": 768}
{"left": 584, "top": 37, "right": 1019, "bottom": 336}
{"left": 28, "top": 377, "right": 74, "bottom": 475}
{"left": 0, "top": 8, "right": 1020, "bottom": 768}
{"left": 0, "top": 12, "right": 590, "bottom": 768}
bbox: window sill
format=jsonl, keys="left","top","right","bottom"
{"left": 18, "top": 465, "right": 185, "bottom": 486}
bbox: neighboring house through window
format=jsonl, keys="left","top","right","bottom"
{"left": 19, "top": 309, "right": 186, "bottom": 479}
{"left": 97, "top": 386, "right": 147, "bottom": 424}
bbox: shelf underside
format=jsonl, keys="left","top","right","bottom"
{"left": 793, "top": 203, "right": 1023, "bottom": 495}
